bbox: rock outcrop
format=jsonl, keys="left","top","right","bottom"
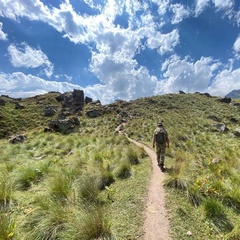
{"left": 48, "top": 116, "right": 80, "bottom": 133}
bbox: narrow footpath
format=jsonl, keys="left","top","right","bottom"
{"left": 127, "top": 137, "right": 171, "bottom": 240}
{"left": 116, "top": 124, "right": 171, "bottom": 240}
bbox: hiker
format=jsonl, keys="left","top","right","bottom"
{"left": 152, "top": 122, "right": 169, "bottom": 172}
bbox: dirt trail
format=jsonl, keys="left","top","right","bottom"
{"left": 127, "top": 137, "right": 171, "bottom": 240}
{"left": 116, "top": 124, "right": 171, "bottom": 240}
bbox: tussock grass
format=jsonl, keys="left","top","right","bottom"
{"left": 0, "top": 169, "right": 13, "bottom": 208}
{"left": 0, "top": 210, "right": 15, "bottom": 240}
{"left": 62, "top": 206, "right": 114, "bottom": 240}
{"left": 22, "top": 198, "right": 68, "bottom": 240}
{"left": 115, "top": 161, "right": 132, "bottom": 179}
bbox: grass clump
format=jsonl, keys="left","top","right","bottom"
{"left": 76, "top": 174, "right": 100, "bottom": 204}
{"left": 0, "top": 210, "right": 15, "bottom": 240}
{"left": 0, "top": 170, "right": 13, "bottom": 208}
{"left": 115, "top": 161, "right": 132, "bottom": 179}
{"left": 14, "top": 166, "right": 43, "bottom": 190}
{"left": 63, "top": 206, "right": 114, "bottom": 240}
{"left": 22, "top": 198, "right": 68, "bottom": 240}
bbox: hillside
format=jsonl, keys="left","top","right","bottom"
{"left": 0, "top": 92, "right": 240, "bottom": 239}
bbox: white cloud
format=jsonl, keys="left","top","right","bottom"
{"left": 156, "top": 55, "right": 221, "bottom": 94}
{"left": 152, "top": 0, "right": 170, "bottom": 16}
{"left": 212, "top": 0, "right": 233, "bottom": 10}
{"left": 233, "top": 35, "right": 240, "bottom": 58}
{"left": 147, "top": 29, "right": 180, "bottom": 55}
{"left": 208, "top": 67, "right": 240, "bottom": 96}
{"left": 0, "top": 22, "right": 7, "bottom": 40}
{"left": 8, "top": 43, "right": 54, "bottom": 77}
{"left": 0, "top": 72, "right": 83, "bottom": 98}
{"left": 170, "top": 4, "right": 191, "bottom": 24}
{"left": 0, "top": 0, "right": 50, "bottom": 20}
{"left": 195, "top": 0, "right": 233, "bottom": 16}
{"left": 89, "top": 50, "right": 158, "bottom": 102}
{"left": 195, "top": 0, "right": 210, "bottom": 16}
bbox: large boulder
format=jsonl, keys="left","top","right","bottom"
{"left": 48, "top": 117, "right": 80, "bottom": 133}
{"left": 218, "top": 97, "right": 231, "bottom": 103}
{"left": 85, "top": 109, "right": 102, "bottom": 118}
{"left": 56, "top": 90, "right": 84, "bottom": 111}
{"left": 15, "top": 102, "right": 24, "bottom": 109}
{"left": 44, "top": 106, "right": 57, "bottom": 117}
{"left": 85, "top": 96, "right": 92, "bottom": 104}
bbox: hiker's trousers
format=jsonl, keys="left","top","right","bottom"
{"left": 156, "top": 144, "right": 166, "bottom": 165}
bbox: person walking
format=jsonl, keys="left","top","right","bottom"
{"left": 152, "top": 122, "right": 169, "bottom": 172}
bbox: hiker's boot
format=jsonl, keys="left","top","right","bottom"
{"left": 159, "top": 164, "right": 165, "bottom": 172}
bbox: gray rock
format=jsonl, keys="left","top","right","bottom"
{"left": 218, "top": 97, "right": 231, "bottom": 103}
{"left": 213, "top": 123, "right": 229, "bottom": 133}
{"left": 48, "top": 117, "right": 80, "bottom": 133}
{"left": 86, "top": 109, "right": 102, "bottom": 118}
{"left": 15, "top": 102, "right": 24, "bottom": 109}
{"left": 9, "top": 134, "right": 27, "bottom": 144}
{"left": 44, "top": 106, "right": 57, "bottom": 117}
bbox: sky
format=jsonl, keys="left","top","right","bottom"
{"left": 0, "top": 0, "right": 240, "bottom": 104}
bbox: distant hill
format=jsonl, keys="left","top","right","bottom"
{"left": 225, "top": 89, "right": 240, "bottom": 99}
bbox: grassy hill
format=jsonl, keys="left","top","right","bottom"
{"left": 0, "top": 92, "right": 240, "bottom": 239}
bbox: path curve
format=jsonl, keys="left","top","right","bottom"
{"left": 127, "top": 137, "right": 171, "bottom": 240}
{"left": 116, "top": 125, "right": 171, "bottom": 240}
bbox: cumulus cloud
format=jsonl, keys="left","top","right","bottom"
{"left": 195, "top": 0, "right": 233, "bottom": 16}
{"left": 156, "top": 55, "right": 221, "bottom": 94}
{"left": 0, "top": 22, "right": 7, "bottom": 40}
{"left": 212, "top": 0, "right": 233, "bottom": 10}
{"left": 0, "top": 0, "right": 50, "bottom": 20}
{"left": 170, "top": 4, "right": 191, "bottom": 24}
{"left": 8, "top": 43, "right": 54, "bottom": 77}
{"left": 147, "top": 29, "right": 180, "bottom": 55}
{"left": 208, "top": 67, "right": 240, "bottom": 96}
{"left": 0, "top": 72, "right": 83, "bottom": 98}
{"left": 89, "top": 51, "right": 157, "bottom": 102}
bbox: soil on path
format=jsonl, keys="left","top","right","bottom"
{"left": 116, "top": 125, "right": 171, "bottom": 240}
{"left": 127, "top": 137, "right": 171, "bottom": 240}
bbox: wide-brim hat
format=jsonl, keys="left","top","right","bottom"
{"left": 157, "top": 122, "right": 163, "bottom": 126}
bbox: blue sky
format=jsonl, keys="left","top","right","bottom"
{"left": 0, "top": 0, "right": 240, "bottom": 104}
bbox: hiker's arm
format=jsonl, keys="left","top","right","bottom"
{"left": 166, "top": 135, "right": 169, "bottom": 148}
{"left": 152, "top": 134, "right": 156, "bottom": 148}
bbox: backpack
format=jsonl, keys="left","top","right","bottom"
{"left": 155, "top": 128, "right": 166, "bottom": 144}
